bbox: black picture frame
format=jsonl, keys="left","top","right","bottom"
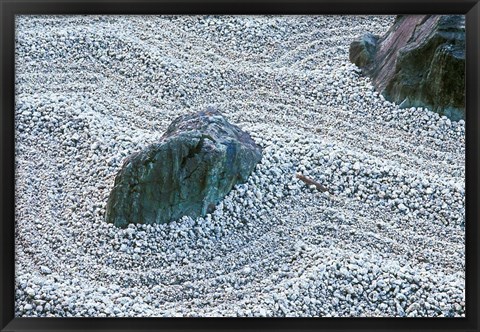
{"left": 1, "top": 1, "right": 478, "bottom": 331}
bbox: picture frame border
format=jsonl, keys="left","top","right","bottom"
{"left": 1, "top": 1, "right": 478, "bottom": 331}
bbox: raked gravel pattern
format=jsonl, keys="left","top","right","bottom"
{"left": 14, "top": 15, "right": 465, "bottom": 317}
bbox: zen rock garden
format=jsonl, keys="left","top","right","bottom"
{"left": 107, "top": 16, "right": 466, "bottom": 229}
{"left": 15, "top": 15, "right": 465, "bottom": 318}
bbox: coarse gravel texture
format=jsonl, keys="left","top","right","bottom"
{"left": 14, "top": 15, "right": 465, "bottom": 317}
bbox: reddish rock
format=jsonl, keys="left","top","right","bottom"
{"left": 349, "top": 15, "right": 465, "bottom": 120}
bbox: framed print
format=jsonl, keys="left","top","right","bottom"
{"left": 1, "top": 0, "right": 479, "bottom": 331}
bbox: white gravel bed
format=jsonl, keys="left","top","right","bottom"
{"left": 14, "top": 15, "right": 465, "bottom": 317}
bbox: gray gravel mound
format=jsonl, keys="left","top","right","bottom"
{"left": 14, "top": 15, "right": 465, "bottom": 317}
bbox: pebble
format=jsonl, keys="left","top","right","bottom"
{"left": 25, "top": 288, "right": 35, "bottom": 297}
{"left": 40, "top": 266, "right": 52, "bottom": 274}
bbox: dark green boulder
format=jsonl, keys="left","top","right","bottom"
{"left": 105, "top": 107, "right": 262, "bottom": 228}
